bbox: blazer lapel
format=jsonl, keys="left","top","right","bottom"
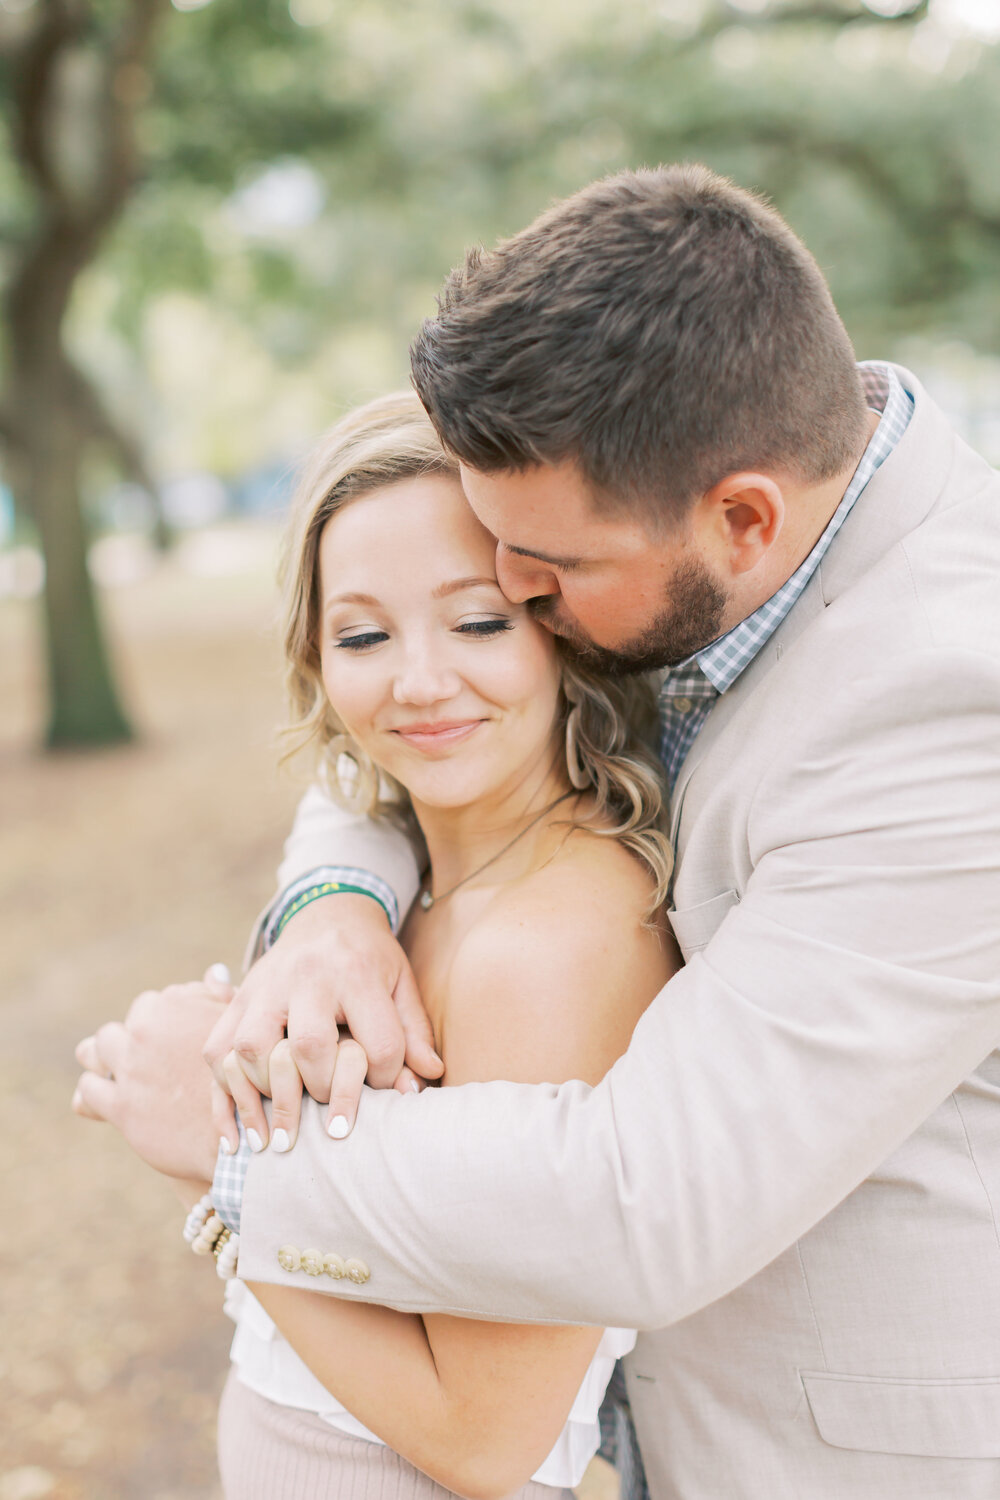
{"left": 667, "top": 572, "right": 826, "bottom": 849}
{"left": 668, "top": 364, "right": 957, "bottom": 853}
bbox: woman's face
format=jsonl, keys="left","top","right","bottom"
{"left": 317, "top": 474, "right": 565, "bottom": 810}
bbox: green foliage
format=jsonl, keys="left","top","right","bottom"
{"left": 8, "top": 0, "right": 1000, "bottom": 471}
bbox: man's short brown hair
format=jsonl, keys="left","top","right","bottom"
{"left": 410, "top": 164, "right": 868, "bottom": 520}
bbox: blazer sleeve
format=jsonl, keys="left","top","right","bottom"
{"left": 245, "top": 782, "right": 422, "bottom": 962}
{"left": 237, "top": 649, "right": 1000, "bottom": 1329}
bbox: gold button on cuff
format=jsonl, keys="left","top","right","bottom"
{"left": 345, "top": 1257, "right": 370, "bottom": 1285}
{"left": 277, "top": 1245, "right": 301, "bottom": 1273}
{"left": 301, "top": 1248, "right": 324, "bottom": 1276}
{"left": 323, "top": 1253, "right": 347, "bottom": 1280}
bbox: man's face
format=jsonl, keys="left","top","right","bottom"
{"left": 459, "top": 460, "right": 730, "bottom": 675}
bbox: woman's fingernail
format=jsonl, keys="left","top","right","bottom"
{"left": 208, "top": 962, "right": 231, "bottom": 984}
{"left": 247, "top": 1128, "right": 265, "bottom": 1152}
{"left": 271, "top": 1128, "right": 291, "bottom": 1153}
{"left": 327, "top": 1116, "right": 350, "bottom": 1139}
{"left": 409, "top": 1080, "right": 421, "bottom": 1094}
{"left": 71, "top": 1089, "right": 82, "bottom": 1110}
{"left": 219, "top": 1136, "right": 234, "bottom": 1156}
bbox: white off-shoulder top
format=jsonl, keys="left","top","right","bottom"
{"left": 224, "top": 1281, "right": 634, "bottom": 1489}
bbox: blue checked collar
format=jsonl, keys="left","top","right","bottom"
{"left": 682, "top": 362, "right": 913, "bottom": 696}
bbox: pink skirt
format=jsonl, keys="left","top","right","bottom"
{"left": 218, "top": 1370, "right": 575, "bottom": 1500}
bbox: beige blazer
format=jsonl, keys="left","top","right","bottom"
{"left": 239, "top": 367, "right": 1000, "bottom": 1498}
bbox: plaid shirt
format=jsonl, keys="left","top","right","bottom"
{"left": 212, "top": 361, "right": 914, "bottom": 1235}
{"left": 659, "top": 362, "right": 913, "bottom": 789}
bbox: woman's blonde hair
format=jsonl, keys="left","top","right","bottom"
{"left": 280, "top": 390, "right": 673, "bottom": 912}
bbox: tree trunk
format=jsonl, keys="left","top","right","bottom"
{"left": 4, "top": 224, "right": 136, "bottom": 746}
{"left": 32, "top": 390, "right": 133, "bottom": 748}
{"left": 1, "top": 0, "right": 169, "bottom": 749}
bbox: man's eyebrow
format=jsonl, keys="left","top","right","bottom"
{"left": 504, "top": 544, "right": 583, "bottom": 568}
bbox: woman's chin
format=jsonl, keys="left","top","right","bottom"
{"left": 395, "top": 765, "right": 505, "bottom": 812}
{"left": 406, "top": 781, "right": 496, "bottom": 812}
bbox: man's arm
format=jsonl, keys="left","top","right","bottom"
{"left": 237, "top": 650, "right": 1000, "bottom": 1329}
{"left": 205, "top": 781, "right": 439, "bottom": 1135}
{"left": 249, "top": 782, "right": 422, "bottom": 961}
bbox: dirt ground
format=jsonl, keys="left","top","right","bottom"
{"left": 0, "top": 529, "right": 616, "bottom": 1500}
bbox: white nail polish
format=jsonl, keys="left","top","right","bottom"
{"left": 208, "top": 962, "right": 231, "bottom": 984}
{"left": 409, "top": 1080, "right": 421, "bottom": 1094}
{"left": 247, "top": 1128, "right": 265, "bottom": 1152}
{"left": 219, "top": 1136, "right": 234, "bottom": 1156}
{"left": 327, "top": 1116, "right": 350, "bottom": 1139}
{"left": 271, "top": 1128, "right": 291, "bottom": 1153}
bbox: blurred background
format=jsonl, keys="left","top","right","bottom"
{"left": 1, "top": 0, "right": 999, "bottom": 1495}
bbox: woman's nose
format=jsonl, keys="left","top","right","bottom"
{"left": 392, "top": 647, "right": 461, "bottom": 706}
{"left": 495, "top": 544, "right": 560, "bottom": 604}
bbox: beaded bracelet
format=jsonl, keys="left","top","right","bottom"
{"left": 214, "top": 1227, "right": 241, "bottom": 1280}
{"left": 183, "top": 1193, "right": 215, "bottom": 1245}
{"left": 271, "top": 879, "right": 394, "bottom": 943}
{"left": 183, "top": 1195, "right": 240, "bottom": 1278}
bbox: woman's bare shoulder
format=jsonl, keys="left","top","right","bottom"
{"left": 442, "top": 831, "right": 679, "bottom": 1087}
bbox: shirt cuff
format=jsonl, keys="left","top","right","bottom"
{"left": 262, "top": 865, "right": 400, "bottom": 950}
{"left": 212, "top": 1121, "right": 251, "bottom": 1234}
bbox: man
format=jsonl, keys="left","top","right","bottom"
{"left": 77, "top": 165, "right": 1000, "bottom": 1498}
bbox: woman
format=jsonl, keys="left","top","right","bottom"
{"left": 87, "top": 391, "right": 679, "bottom": 1500}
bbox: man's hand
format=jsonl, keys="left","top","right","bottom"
{"left": 73, "top": 973, "right": 228, "bottom": 1182}
{"left": 203, "top": 894, "right": 442, "bottom": 1148}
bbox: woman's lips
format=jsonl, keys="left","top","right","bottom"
{"left": 391, "top": 719, "right": 485, "bottom": 751}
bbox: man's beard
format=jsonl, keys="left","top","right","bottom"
{"left": 530, "top": 557, "right": 729, "bottom": 677}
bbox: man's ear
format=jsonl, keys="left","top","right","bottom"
{"left": 702, "top": 472, "right": 785, "bottom": 576}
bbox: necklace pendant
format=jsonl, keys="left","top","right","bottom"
{"left": 419, "top": 889, "right": 434, "bottom": 911}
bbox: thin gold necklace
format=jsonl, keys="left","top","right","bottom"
{"left": 418, "top": 790, "right": 576, "bottom": 911}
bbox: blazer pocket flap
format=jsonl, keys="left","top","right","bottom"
{"left": 802, "top": 1370, "right": 1000, "bottom": 1459}
{"left": 667, "top": 889, "right": 739, "bottom": 958}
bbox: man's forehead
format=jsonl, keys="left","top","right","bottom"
{"left": 458, "top": 458, "right": 622, "bottom": 559}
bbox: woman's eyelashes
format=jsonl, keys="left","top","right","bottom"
{"left": 335, "top": 629, "right": 389, "bottom": 651}
{"left": 454, "top": 617, "right": 514, "bottom": 638}
{"left": 334, "top": 617, "right": 513, "bottom": 652}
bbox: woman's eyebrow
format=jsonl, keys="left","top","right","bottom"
{"left": 431, "top": 576, "right": 501, "bottom": 599}
{"left": 325, "top": 591, "right": 380, "bottom": 610}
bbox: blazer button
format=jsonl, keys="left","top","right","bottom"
{"left": 301, "top": 1248, "right": 324, "bottom": 1276}
{"left": 345, "top": 1258, "right": 370, "bottom": 1285}
{"left": 277, "top": 1245, "right": 301, "bottom": 1273}
{"left": 324, "top": 1253, "right": 347, "bottom": 1280}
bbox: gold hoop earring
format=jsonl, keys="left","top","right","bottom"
{"left": 324, "top": 733, "right": 380, "bottom": 814}
{"left": 564, "top": 705, "right": 590, "bottom": 790}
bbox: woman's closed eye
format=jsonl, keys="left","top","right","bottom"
{"left": 455, "top": 617, "right": 513, "bottom": 639}
{"left": 335, "top": 629, "right": 389, "bottom": 652}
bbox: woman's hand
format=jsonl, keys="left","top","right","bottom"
{"left": 203, "top": 895, "right": 437, "bottom": 1146}
{"left": 214, "top": 1031, "right": 418, "bottom": 1153}
{"left": 73, "top": 968, "right": 233, "bottom": 1182}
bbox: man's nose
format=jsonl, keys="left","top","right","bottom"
{"left": 495, "top": 544, "right": 560, "bottom": 604}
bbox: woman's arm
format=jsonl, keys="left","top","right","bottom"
{"left": 248, "top": 848, "right": 673, "bottom": 1499}
{"left": 245, "top": 1284, "right": 599, "bottom": 1500}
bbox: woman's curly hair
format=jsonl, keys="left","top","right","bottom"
{"left": 279, "top": 391, "right": 673, "bottom": 914}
